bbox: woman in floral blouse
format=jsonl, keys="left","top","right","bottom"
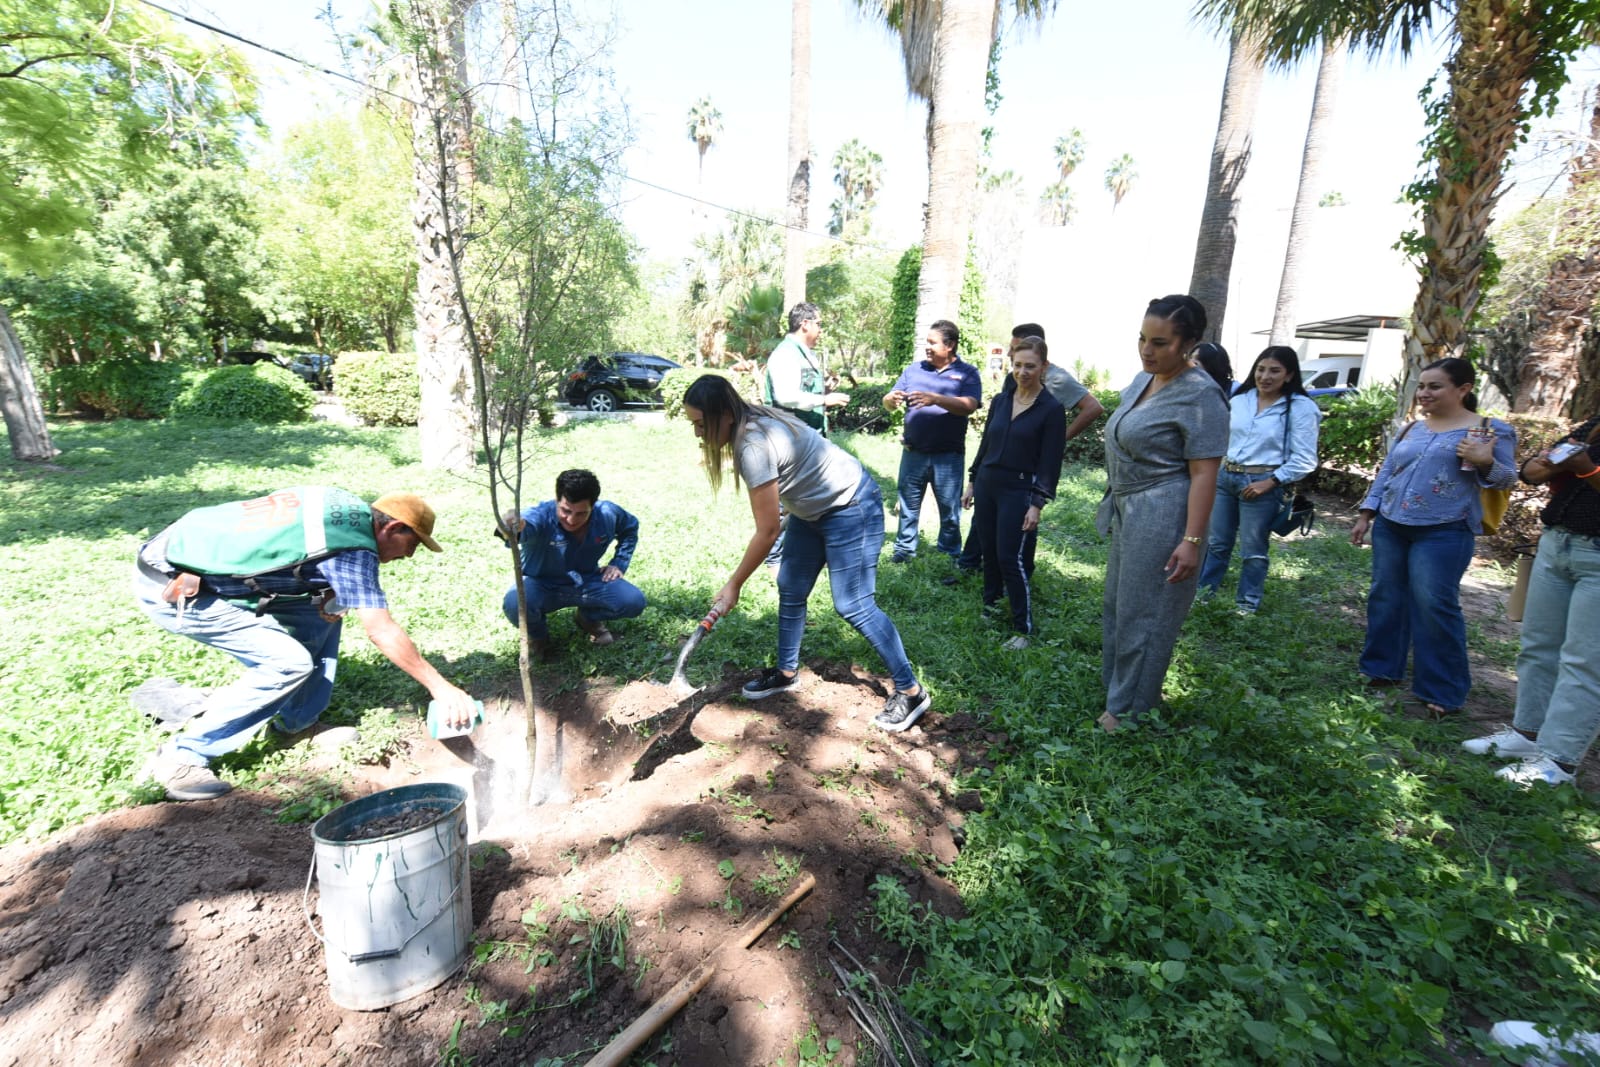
{"left": 1350, "top": 358, "right": 1516, "bottom": 715}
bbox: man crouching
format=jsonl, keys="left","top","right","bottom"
{"left": 499, "top": 469, "right": 645, "bottom": 656}
{"left": 134, "top": 487, "right": 478, "bottom": 801}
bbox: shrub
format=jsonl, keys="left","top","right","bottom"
{"left": 169, "top": 363, "right": 315, "bottom": 423}
{"left": 832, "top": 379, "right": 896, "bottom": 434}
{"left": 1062, "top": 387, "right": 1121, "bottom": 465}
{"left": 336, "top": 351, "right": 420, "bottom": 426}
{"left": 657, "top": 365, "right": 762, "bottom": 420}
{"left": 49, "top": 358, "right": 189, "bottom": 419}
{"left": 1316, "top": 386, "right": 1397, "bottom": 472}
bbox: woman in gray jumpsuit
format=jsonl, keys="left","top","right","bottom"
{"left": 1095, "top": 295, "right": 1229, "bottom": 731}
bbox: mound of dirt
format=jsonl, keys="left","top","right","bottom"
{"left": 0, "top": 664, "right": 995, "bottom": 1066}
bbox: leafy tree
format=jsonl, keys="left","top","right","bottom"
{"left": 1052, "top": 128, "right": 1087, "bottom": 180}
{"left": 806, "top": 253, "right": 895, "bottom": 372}
{"left": 829, "top": 138, "right": 885, "bottom": 237}
{"left": 884, "top": 243, "right": 988, "bottom": 375}
{"left": 1039, "top": 179, "right": 1076, "bottom": 225}
{"left": 1105, "top": 153, "right": 1138, "bottom": 210}
{"left": 0, "top": 0, "right": 253, "bottom": 461}
{"left": 258, "top": 112, "right": 416, "bottom": 352}
{"left": 854, "top": 0, "right": 1059, "bottom": 344}
{"left": 683, "top": 214, "right": 783, "bottom": 363}
{"left": 725, "top": 284, "right": 786, "bottom": 360}
{"left": 1198, "top": 0, "right": 1600, "bottom": 414}
{"left": 686, "top": 96, "right": 723, "bottom": 185}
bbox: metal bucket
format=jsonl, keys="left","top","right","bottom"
{"left": 305, "top": 782, "right": 472, "bottom": 1010}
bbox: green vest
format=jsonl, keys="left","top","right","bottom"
{"left": 164, "top": 487, "right": 377, "bottom": 578}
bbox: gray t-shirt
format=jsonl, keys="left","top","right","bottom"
{"left": 735, "top": 412, "right": 861, "bottom": 520}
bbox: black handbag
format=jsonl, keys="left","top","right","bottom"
{"left": 1271, "top": 491, "right": 1314, "bottom": 536}
{"left": 1269, "top": 396, "right": 1314, "bottom": 537}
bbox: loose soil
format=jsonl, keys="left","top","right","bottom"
{"left": 0, "top": 663, "right": 992, "bottom": 1067}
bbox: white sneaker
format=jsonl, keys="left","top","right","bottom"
{"left": 1462, "top": 726, "right": 1540, "bottom": 759}
{"left": 1001, "top": 635, "right": 1030, "bottom": 651}
{"left": 1496, "top": 756, "right": 1576, "bottom": 788}
{"left": 1488, "top": 1019, "right": 1600, "bottom": 1066}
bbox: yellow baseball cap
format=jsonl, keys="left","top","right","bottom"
{"left": 372, "top": 492, "right": 443, "bottom": 552}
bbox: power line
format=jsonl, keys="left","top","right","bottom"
{"left": 133, "top": 0, "right": 899, "bottom": 254}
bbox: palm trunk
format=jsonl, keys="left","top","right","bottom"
{"left": 1398, "top": 0, "right": 1542, "bottom": 415}
{"left": 1513, "top": 92, "right": 1600, "bottom": 416}
{"left": 407, "top": 0, "right": 478, "bottom": 472}
{"left": 783, "top": 0, "right": 811, "bottom": 309}
{"left": 916, "top": 0, "right": 996, "bottom": 336}
{"left": 1189, "top": 30, "right": 1265, "bottom": 344}
{"left": 0, "top": 305, "right": 58, "bottom": 462}
{"left": 1270, "top": 38, "right": 1344, "bottom": 346}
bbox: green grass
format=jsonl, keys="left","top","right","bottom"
{"left": 3, "top": 415, "right": 1598, "bottom": 1064}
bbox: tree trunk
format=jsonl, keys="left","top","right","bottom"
{"left": 1270, "top": 38, "right": 1344, "bottom": 346}
{"left": 916, "top": 0, "right": 996, "bottom": 338}
{"left": 1513, "top": 92, "right": 1600, "bottom": 416}
{"left": 1189, "top": 30, "right": 1265, "bottom": 344}
{"left": 406, "top": 0, "right": 478, "bottom": 472}
{"left": 782, "top": 0, "right": 811, "bottom": 310}
{"left": 0, "top": 305, "right": 58, "bottom": 462}
{"left": 1397, "top": 0, "right": 1542, "bottom": 416}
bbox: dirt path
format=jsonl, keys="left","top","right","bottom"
{"left": 0, "top": 665, "right": 992, "bottom": 1066}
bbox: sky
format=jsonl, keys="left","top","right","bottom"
{"left": 173, "top": 0, "right": 1597, "bottom": 374}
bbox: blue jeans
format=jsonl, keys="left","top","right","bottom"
{"left": 776, "top": 473, "right": 918, "bottom": 692}
{"left": 134, "top": 562, "right": 341, "bottom": 766}
{"left": 1359, "top": 515, "right": 1476, "bottom": 709}
{"left": 974, "top": 471, "right": 1035, "bottom": 633}
{"left": 1512, "top": 528, "right": 1600, "bottom": 766}
{"left": 1198, "top": 469, "right": 1283, "bottom": 610}
{"left": 893, "top": 449, "right": 964, "bottom": 560}
{"left": 501, "top": 573, "right": 646, "bottom": 639}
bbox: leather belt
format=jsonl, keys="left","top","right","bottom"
{"left": 1223, "top": 461, "right": 1276, "bottom": 475}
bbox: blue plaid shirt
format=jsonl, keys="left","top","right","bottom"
{"left": 141, "top": 529, "right": 387, "bottom": 612}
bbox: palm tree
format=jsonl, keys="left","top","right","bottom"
{"left": 830, "top": 138, "right": 885, "bottom": 236}
{"left": 1198, "top": 0, "right": 1600, "bottom": 410}
{"left": 1270, "top": 37, "right": 1346, "bottom": 346}
{"left": 1188, "top": 29, "right": 1266, "bottom": 344}
{"left": 686, "top": 96, "right": 722, "bottom": 186}
{"left": 1038, "top": 179, "right": 1075, "bottom": 225}
{"left": 1105, "top": 154, "right": 1137, "bottom": 210}
{"left": 783, "top": 0, "right": 811, "bottom": 308}
{"left": 854, "top": 0, "right": 1059, "bottom": 333}
{"left": 1053, "top": 128, "right": 1087, "bottom": 180}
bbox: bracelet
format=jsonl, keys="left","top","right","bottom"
{"left": 1579, "top": 464, "right": 1600, "bottom": 479}
{"left": 1182, "top": 535, "right": 1202, "bottom": 545}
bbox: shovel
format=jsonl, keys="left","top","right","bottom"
{"left": 667, "top": 605, "right": 722, "bottom": 696}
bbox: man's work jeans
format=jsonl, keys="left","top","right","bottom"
{"left": 501, "top": 573, "right": 646, "bottom": 639}
{"left": 892, "top": 448, "right": 964, "bottom": 560}
{"left": 134, "top": 563, "right": 340, "bottom": 767}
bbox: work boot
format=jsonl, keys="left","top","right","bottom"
{"left": 140, "top": 745, "right": 231, "bottom": 802}
{"left": 575, "top": 612, "right": 614, "bottom": 646}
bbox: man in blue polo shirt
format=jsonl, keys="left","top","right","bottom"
{"left": 501, "top": 468, "right": 645, "bottom": 655}
{"left": 883, "top": 318, "right": 982, "bottom": 563}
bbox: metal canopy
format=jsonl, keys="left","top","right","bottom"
{"left": 1290, "top": 314, "right": 1403, "bottom": 340}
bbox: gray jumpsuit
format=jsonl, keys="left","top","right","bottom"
{"left": 1095, "top": 367, "right": 1229, "bottom": 721}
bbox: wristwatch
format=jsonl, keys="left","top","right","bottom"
{"left": 1182, "top": 535, "right": 1202, "bottom": 545}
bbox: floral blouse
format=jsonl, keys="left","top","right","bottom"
{"left": 1361, "top": 417, "right": 1517, "bottom": 529}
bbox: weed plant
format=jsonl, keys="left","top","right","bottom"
{"left": 2, "top": 415, "right": 1597, "bottom": 1063}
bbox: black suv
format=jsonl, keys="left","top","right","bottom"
{"left": 561, "top": 353, "right": 681, "bottom": 412}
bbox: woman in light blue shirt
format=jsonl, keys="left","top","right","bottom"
{"left": 1198, "top": 346, "right": 1320, "bottom": 613}
{"left": 1350, "top": 358, "right": 1516, "bottom": 715}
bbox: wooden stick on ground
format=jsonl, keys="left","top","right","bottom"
{"left": 582, "top": 872, "right": 817, "bottom": 1067}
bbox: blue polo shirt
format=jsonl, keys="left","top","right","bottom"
{"left": 892, "top": 357, "right": 982, "bottom": 454}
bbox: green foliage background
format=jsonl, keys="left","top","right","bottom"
{"left": 336, "top": 351, "right": 422, "bottom": 426}
{"left": 168, "top": 363, "right": 315, "bottom": 423}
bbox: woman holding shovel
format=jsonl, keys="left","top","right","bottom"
{"left": 682, "top": 375, "right": 929, "bottom": 733}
